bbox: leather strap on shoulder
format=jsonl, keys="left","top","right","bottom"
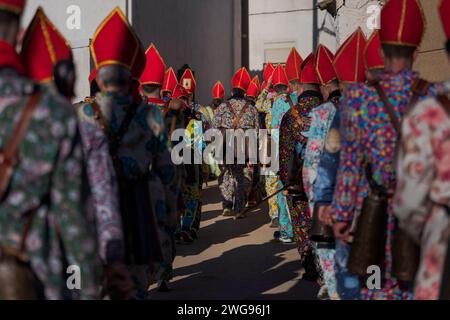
{"left": 231, "top": 101, "right": 250, "bottom": 129}
{"left": 411, "top": 78, "right": 431, "bottom": 106}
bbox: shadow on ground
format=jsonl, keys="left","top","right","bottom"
{"left": 150, "top": 242, "right": 319, "bottom": 300}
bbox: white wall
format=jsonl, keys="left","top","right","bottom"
{"left": 249, "top": 0, "right": 337, "bottom": 72}
{"left": 21, "top": 0, "right": 129, "bottom": 102}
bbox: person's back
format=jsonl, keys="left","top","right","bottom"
{"left": 393, "top": 0, "right": 450, "bottom": 300}
{"left": 0, "top": 52, "right": 99, "bottom": 300}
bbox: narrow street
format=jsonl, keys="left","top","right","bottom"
{"left": 149, "top": 180, "right": 319, "bottom": 300}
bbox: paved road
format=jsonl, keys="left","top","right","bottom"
{"left": 149, "top": 180, "right": 319, "bottom": 300}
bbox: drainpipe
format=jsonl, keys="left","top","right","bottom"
{"left": 241, "top": 0, "right": 249, "bottom": 70}
{"left": 313, "top": 0, "right": 318, "bottom": 51}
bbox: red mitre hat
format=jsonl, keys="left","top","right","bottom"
{"left": 380, "top": 0, "right": 425, "bottom": 47}
{"left": 285, "top": 48, "right": 303, "bottom": 82}
{"left": 91, "top": 7, "right": 141, "bottom": 72}
{"left": 261, "top": 81, "right": 267, "bottom": 92}
{"left": 263, "top": 62, "right": 275, "bottom": 83}
{"left": 315, "top": 44, "right": 337, "bottom": 85}
{"left": 180, "top": 68, "right": 196, "bottom": 94}
{"left": 232, "top": 67, "right": 251, "bottom": 91}
{"left": 88, "top": 68, "right": 97, "bottom": 85}
{"left": 0, "top": 0, "right": 25, "bottom": 15}
{"left": 272, "top": 64, "right": 288, "bottom": 87}
{"left": 172, "top": 84, "right": 189, "bottom": 108}
{"left": 21, "top": 7, "right": 72, "bottom": 83}
{"left": 364, "top": 30, "right": 385, "bottom": 71}
{"left": 300, "top": 53, "right": 320, "bottom": 84}
{"left": 162, "top": 67, "right": 178, "bottom": 94}
{"left": 173, "top": 84, "right": 188, "bottom": 99}
{"left": 333, "top": 28, "right": 366, "bottom": 83}
{"left": 439, "top": 0, "right": 450, "bottom": 40}
{"left": 246, "top": 76, "right": 261, "bottom": 98}
{"left": 140, "top": 43, "right": 165, "bottom": 86}
{"left": 0, "top": 40, "right": 24, "bottom": 74}
{"left": 131, "top": 40, "right": 146, "bottom": 80}
{"left": 212, "top": 81, "right": 225, "bottom": 100}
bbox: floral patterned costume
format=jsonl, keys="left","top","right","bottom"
{"left": 393, "top": 80, "right": 450, "bottom": 300}
{"left": 332, "top": 70, "right": 437, "bottom": 300}
{"left": 77, "top": 92, "right": 175, "bottom": 295}
{"left": 270, "top": 93, "right": 298, "bottom": 238}
{"left": 215, "top": 96, "right": 259, "bottom": 214}
{"left": 0, "top": 57, "right": 100, "bottom": 299}
{"left": 255, "top": 89, "right": 279, "bottom": 220}
{"left": 73, "top": 97, "right": 124, "bottom": 266}
{"left": 279, "top": 91, "right": 323, "bottom": 260}
{"left": 303, "top": 92, "right": 341, "bottom": 299}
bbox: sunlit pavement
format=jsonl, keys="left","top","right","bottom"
{"left": 149, "top": 180, "right": 319, "bottom": 300}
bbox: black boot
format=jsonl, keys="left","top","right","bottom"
{"left": 302, "top": 253, "right": 319, "bottom": 282}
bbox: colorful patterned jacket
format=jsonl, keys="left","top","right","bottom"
{"left": 303, "top": 91, "right": 341, "bottom": 207}
{"left": 332, "top": 70, "right": 438, "bottom": 223}
{"left": 0, "top": 66, "right": 100, "bottom": 299}
{"left": 393, "top": 80, "right": 450, "bottom": 300}
{"left": 279, "top": 91, "right": 323, "bottom": 187}
{"left": 76, "top": 92, "right": 174, "bottom": 264}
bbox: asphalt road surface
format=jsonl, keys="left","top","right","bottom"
{"left": 149, "top": 180, "right": 319, "bottom": 300}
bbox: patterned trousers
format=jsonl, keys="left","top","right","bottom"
{"left": 315, "top": 246, "right": 339, "bottom": 299}
{"left": 278, "top": 180, "right": 293, "bottom": 238}
{"left": 287, "top": 195, "right": 313, "bottom": 261}
{"left": 264, "top": 175, "right": 279, "bottom": 219}
{"left": 181, "top": 164, "right": 201, "bottom": 231}
{"left": 219, "top": 164, "right": 253, "bottom": 214}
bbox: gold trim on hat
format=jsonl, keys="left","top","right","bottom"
{"left": 364, "top": 30, "right": 385, "bottom": 71}
{"left": 145, "top": 42, "right": 166, "bottom": 71}
{"left": 181, "top": 68, "right": 197, "bottom": 90}
{"left": 90, "top": 7, "right": 140, "bottom": 71}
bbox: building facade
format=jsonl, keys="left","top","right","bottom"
{"left": 20, "top": 0, "right": 450, "bottom": 103}
{"left": 21, "top": 0, "right": 243, "bottom": 104}
{"left": 249, "top": 0, "right": 337, "bottom": 73}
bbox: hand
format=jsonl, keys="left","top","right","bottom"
{"left": 333, "top": 222, "right": 351, "bottom": 242}
{"left": 318, "top": 205, "right": 333, "bottom": 226}
{"left": 282, "top": 190, "right": 289, "bottom": 196}
{"left": 104, "top": 264, "right": 135, "bottom": 300}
